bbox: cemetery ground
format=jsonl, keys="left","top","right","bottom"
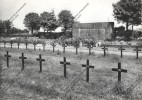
{"left": 0, "top": 47, "right": 142, "bottom": 100}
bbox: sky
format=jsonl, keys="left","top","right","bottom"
{"left": 0, "top": 0, "right": 137, "bottom": 30}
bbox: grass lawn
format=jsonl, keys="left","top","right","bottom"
{"left": 0, "top": 47, "right": 142, "bottom": 100}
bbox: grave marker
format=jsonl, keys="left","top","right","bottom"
{"left": 112, "top": 62, "right": 127, "bottom": 82}
{"left": 19, "top": 53, "right": 27, "bottom": 71}
{"left": 101, "top": 46, "right": 108, "bottom": 57}
{"left": 42, "top": 42, "right": 46, "bottom": 51}
{"left": 134, "top": 46, "right": 141, "bottom": 59}
{"left": 82, "top": 59, "right": 94, "bottom": 82}
{"left": 60, "top": 57, "right": 70, "bottom": 78}
{"left": 51, "top": 42, "right": 56, "bottom": 52}
{"left": 74, "top": 41, "right": 79, "bottom": 55}
{"left": 62, "top": 42, "right": 67, "bottom": 53}
{"left": 3, "top": 41, "right": 6, "bottom": 48}
{"left": 87, "top": 43, "right": 93, "bottom": 55}
{"left": 17, "top": 42, "right": 20, "bottom": 49}
{"left": 36, "top": 54, "right": 45, "bottom": 72}
{"left": 10, "top": 41, "right": 13, "bottom": 48}
{"left": 118, "top": 46, "right": 125, "bottom": 58}
{"left": 4, "top": 51, "right": 11, "bottom": 67}
{"left": 25, "top": 41, "right": 28, "bottom": 50}
{"left": 33, "top": 42, "right": 37, "bottom": 50}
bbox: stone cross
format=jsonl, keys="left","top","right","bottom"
{"left": 19, "top": 53, "right": 27, "bottom": 71}
{"left": 87, "top": 43, "right": 93, "bottom": 55}
{"left": 62, "top": 42, "right": 67, "bottom": 53}
{"left": 118, "top": 46, "right": 125, "bottom": 58}
{"left": 42, "top": 42, "right": 46, "bottom": 51}
{"left": 17, "top": 42, "right": 20, "bottom": 49}
{"left": 3, "top": 41, "right": 6, "bottom": 48}
{"left": 25, "top": 41, "right": 28, "bottom": 50}
{"left": 101, "top": 46, "right": 108, "bottom": 57}
{"left": 112, "top": 62, "right": 127, "bottom": 82}
{"left": 33, "top": 42, "right": 37, "bottom": 50}
{"left": 4, "top": 51, "right": 11, "bottom": 67}
{"left": 60, "top": 57, "right": 70, "bottom": 78}
{"left": 10, "top": 41, "right": 13, "bottom": 48}
{"left": 82, "top": 59, "right": 94, "bottom": 82}
{"left": 51, "top": 42, "right": 56, "bottom": 52}
{"left": 36, "top": 54, "right": 45, "bottom": 72}
{"left": 74, "top": 41, "right": 79, "bottom": 55}
{"left": 134, "top": 46, "right": 141, "bottom": 59}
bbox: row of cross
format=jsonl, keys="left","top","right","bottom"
{"left": 1, "top": 41, "right": 142, "bottom": 58}
{"left": 2, "top": 41, "right": 94, "bottom": 55}
{"left": 102, "top": 46, "right": 141, "bottom": 59}
{"left": 4, "top": 51, "right": 127, "bottom": 83}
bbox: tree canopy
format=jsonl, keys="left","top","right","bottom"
{"left": 40, "top": 10, "right": 58, "bottom": 32}
{"left": 24, "top": 12, "right": 40, "bottom": 34}
{"left": 113, "top": 0, "right": 142, "bottom": 31}
{"left": 58, "top": 10, "right": 74, "bottom": 33}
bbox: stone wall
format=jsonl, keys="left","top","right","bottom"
{"left": 72, "top": 22, "right": 114, "bottom": 41}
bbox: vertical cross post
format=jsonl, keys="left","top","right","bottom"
{"left": 4, "top": 51, "right": 11, "bottom": 67}
{"left": 42, "top": 42, "right": 46, "bottom": 51}
{"left": 60, "top": 57, "right": 70, "bottom": 78}
{"left": 118, "top": 46, "right": 125, "bottom": 58}
{"left": 74, "top": 41, "right": 79, "bottom": 55}
{"left": 33, "top": 42, "right": 37, "bottom": 50}
{"left": 112, "top": 62, "right": 127, "bottom": 82}
{"left": 4, "top": 41, "right": 6, "bottom": 48}
{"left": 51, "top": 42, "right": 56, "bottom": 52}
{"left": 19, "top": 53, "right": 27, "bottom": 71}
{"left": 36, "top": 54, "right": 45, "bottom": 72}
{"left": 62, "top": 43, "right": 67, "bottom": 53}
{"left": 82, "top": 59, "right": 94, "bottom": 82}
{"left": 10, "top": 41, "right": 13, "bottom": 48}
{"left": 17, "top": 42, "right": 20, "bottom": 49}
{"left": 101, "top": 46, "right": 108, "bottom": 57}
{"left": 87, "top": 44, "right": 93, "bottom": 55}
{"left": 25, "top": 42, "right": 28, "bottom": 50}
{"left": 134, "top": 46, "right": 141, "bottom": 59}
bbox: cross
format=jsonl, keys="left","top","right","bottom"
{"left": 74, "top": 41, "right": 79, "bottom": 55}
{"left": 62, "top": 42, "right": 67, "bottom": 53}
{"left": 51, "top": 42, "right": 56, "bottom": 52}
{"left": 19, "top": 53, "right": 27, "bottom": 71}
{"left": 87, "top": 44, "right": 93, "bottom": 55}
{"left": 112, "top": 62, "right": 127, "bottom": 82}
{"left": 42, "top": 42, "right": 46, "bottom": 51}
{"left": 3, "top": 41, "right": 6, "bottom": 48}
{"left": 33, "top": 42, "right": 37, "bottom": 50}
{"left": 118, "top": 46, "right": 125, "bottom": 58}
{"left": 134, "top": 46, "right": 141, "bottom": 59}
{"left": 82, "top": 59, "right": 94, "bottom": 82}
{"left": 4, "top": 51, "right": 11, "bottom": 67}
{"left": 101, "top": 46, "right": 108, "bottom": 57}
{"left": 10, "top": 41, "right": 13, "bottom": 48}
{"left": 25, "top": 42, "right": 28, "bottom": 50}
{"left": 36, "top": 54, "right": 45, "bottom": 72}
{"left": 17, "top": 42, "right": 20, "bottom": 49}
{"left": 60, "top": 57, "right": 70, "bottom": 78}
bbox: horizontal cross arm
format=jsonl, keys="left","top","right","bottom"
{"left": 121, "top": 69, "right": 127, "bottom": 73}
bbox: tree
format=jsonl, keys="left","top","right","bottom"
{"left": 24, "top": 12, "right": 40, "bottom": 34}
{"left": 3, "top": 20, "right": 12, "bottom": 34}
{"left": 0, "top": 20, "right": 4, "bottom": 34}
{"left": 113, "top": 0, "right": 142, "bottom": 31}
{"left": 40, "top": 10, "right": 58, "bottom": 32}
{"left": 58, "top": 10, "right": 74, "bottom": 34}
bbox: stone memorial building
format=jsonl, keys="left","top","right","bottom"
{"left": 72, "top": 22, "right": 114, "bottom": 41}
